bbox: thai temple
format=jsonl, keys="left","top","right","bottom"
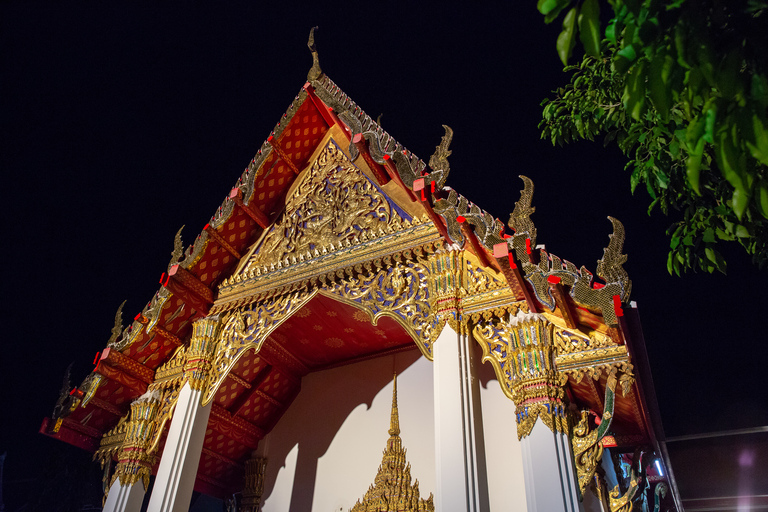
{"left": 41, "top": 31, "right": 681, "bottom": 512}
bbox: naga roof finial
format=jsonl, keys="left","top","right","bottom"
{"left": 169, "top": 225, "right": 185, "bottom": 266}
{"left": 597, "top": 216, "right": 632, "bottom": 300}
{"left": 389, "top": 372, "right": 400, "bottom": 437}
{"left": 307, "top": 26, "right": 322, "bottom": 81}
{"left": 107, "top": 300, "right": 126, "bottom": 346}
{"left": 508, "top": 175, "right": 537, "bottom": 244}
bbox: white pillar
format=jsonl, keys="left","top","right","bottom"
{"left": 146, "top": 382, "right": 212, "bottom": 512}
{"left": 520, "top": 418, "right": 582, "bottom": 512}
{"left": 102, "top": 479, "right": 145, "bottom": 512}
{"left": 433, "top": 324, "right": 489, "bottom": 512}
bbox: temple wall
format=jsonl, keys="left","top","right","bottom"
{"left": 258, "top": 343, "right": 531, "bottom": 512}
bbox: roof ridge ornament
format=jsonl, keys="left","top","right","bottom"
{"left": 169, "top": 225, "right": 185, "bottom": 267}
{"left": 307, "top": 26, "right": 322, "bottom": 81}
{"left": 597, "top": 216, "right": 632, "bottom": 299}
{"left": 508, "top": 175, "right": 537, "bottom": 247}
{"left": 107, "top": 300, "right": 126, "bottom": 346}
{"left": 427, "top": 125, "right": 453, "bottom": 189}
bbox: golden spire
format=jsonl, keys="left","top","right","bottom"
{"left": 389, "top": 372, "right": 400, "bottom": 436}
{"left": 350, "top": 374, "right": 434, "bottom": 512}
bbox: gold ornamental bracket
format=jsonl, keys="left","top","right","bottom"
{"left": 472, "top": 311, "right": 569, "bottom": 439}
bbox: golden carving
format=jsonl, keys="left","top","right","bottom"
{"left": 350, "top": 375, "right": 434, "bottom": 512}
{"left": 323, "top": 258, "right": 439, "bottom": 359}
{"left": 154, "top": 346, "right": 186, "bottom": 386}
{"left": 426, "top": 125, "right": 452, "bottom": 190}
{"left": 185, "top": 316, "right": 223, "bottom": 392}
{"left": 307, "top": 26, "right": 322, "bottom": 81}
{"left": 109, "top": 391, "right": 162, "bottom": 492}
{"left": 244, "top": 140, "right": 392, "bottom": 273}
{"left": 106, "top": 300, "right": 126, "bottom": 348}
{"left": 507, "top": 175, "right": 537, "bottom": 246}
{"left": 609, "top": 474, "right": 639, "bottom": 512}
{"left": 203, "top": 289, "right": 316, "bottom": 406}
{"left": 596, "top": 216, "right": 632, "bottom": 301}
{"left": 169, "top": 225, "right": 185, "bottom": 267}
{"left": 473, "top": 311, "right": 568, "bottom": 439}
{"left": 241, "top": 454, "right": 268, "bottom": 512}
{"left": 147, "top": 385, "right": 182, "bottom": 455}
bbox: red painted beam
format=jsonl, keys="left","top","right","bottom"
{"left": 229, "top": 187, "right": 269, "bottom": 229}
{"left": 167, "top": 264, "right": 213, "bottom": 315}
{"left": 100, "top": 347, "right": 155, "bottom": 385}
{"left": 39, "top": 417, "right": 100, "bottom": 452}
{"left": 204, "top": 224, "right": 242, "bottom": 260}
{"left": 209, "top": 404, "right": 263, "bottom": 449}
{"left": 457, "top": 219, "right": 493, "bottom": 269}
{"left": 412, "top": 178, "right": 452, "bottom": 244}
{"left": 267, "top": 136, "right": 300, "bottom": 175}
{"left": 95, "top": 364, "right": 147, "bottom": 395}
{"left": 493, "top": 243, "right": 539, "bottom": 313}
{"left": 304, "top": 83, "right": 341, "bottom": 129}
{"left": 231, "top": 365, "right": 273, "bottom": 417}
{"left": 547, "top": 276, "right": 578, "bottom": 328}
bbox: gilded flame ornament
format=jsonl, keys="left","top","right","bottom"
{"left": 350, "top": 374, "right": 434, "bottom": 512}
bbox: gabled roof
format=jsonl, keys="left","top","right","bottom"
{"left": 41, "top": 47, "right": 669, "bottom": 499}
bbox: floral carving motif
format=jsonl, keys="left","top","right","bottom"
{"left": 323, "top": 259, "right": 439, "bottom": 359}
{"left": 244, "top": 141, "right": 392, "bottom": 273}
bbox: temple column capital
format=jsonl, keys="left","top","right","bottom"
{"left": 183, "top": 315, "right": 222, "bottom": 393}
{"left": 472, "top": 310, "right": 568, "bottom": 440}
{"left": 102, "top": 390, "right": 161, "bottom": 512}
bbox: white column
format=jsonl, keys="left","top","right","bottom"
{"left": 520, "top": 418, "right": 582, "bottom": 512}
{"left": 146, "top": 382, "right": 212, "bottom": 512}
{"left": 433, "top": 324, "right": 489, "bottom": 512}
{"left": 102, "top": 479, "right": 145, "bottom": 512}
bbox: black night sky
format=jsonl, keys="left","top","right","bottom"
{"left": 1, "top": 3, "right": 765, "bottom": 510}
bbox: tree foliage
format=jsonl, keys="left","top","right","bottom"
{"left": 538, "top": 0, "right": 768, "bottom": 274}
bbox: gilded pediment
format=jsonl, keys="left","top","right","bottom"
{"left": 241, "top": 140, "right": 403, "bottom": 275}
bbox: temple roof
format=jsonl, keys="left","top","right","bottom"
{"left": 40, "top": 44, "right": 669, "bottom": 499}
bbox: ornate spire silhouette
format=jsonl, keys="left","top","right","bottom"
{"left": 350, "top": 374, "right": 434, "bottom": 512}
{"left": 389, "top": 373, "right": 400, "bottom": 436}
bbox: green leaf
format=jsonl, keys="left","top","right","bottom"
{"left": 557, "top": 7, "right": 579, "bottom": 65}
{"left": 578, "top": 0, "right": 601, "bottom": 57}
{"left": 539, "top": 0, "right": 572, "bottom": 23}
{"left": 732, "top": 187, "right": 749, "bottom": 220}
{"left": 758, "top": 183, "right": 768, "bottom": 219}
{"left": 743, "top": 113, "right": 768, "bottom": 166}
{"left": 705, "top": 247, "right": 727, "bottom": 274}
{"left": 735, "top": 225, "right": 751, "bottom": 238}
{"left": 614, "top": 45, "right": 637, "bottom": 74}
{"left": 751, "top": 74, "right": 768, "bottom": 108}
{"left": 686, "top": 136, "right": 705, "bottom": 195}
{"left": 648, "top": 51, "right": 673, "bottom": 121}
{"left": 703, "top": 227, "right": 715, "bottom": 243}
{"left": 622, "top": 60, "right": 647, "bottom": 121}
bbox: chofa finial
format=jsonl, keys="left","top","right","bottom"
{"left": 107, "top": 300, "right": 126, "bottom": 346}
{"left": 170, "top": 225, "right": 185, "bottom": 266}
{"left": 307, "top": 26, "right": 322, "bottom": 81}
{"left": 508, "top": 175, "right": 537, "bottom": 244}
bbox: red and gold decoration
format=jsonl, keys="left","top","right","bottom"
{"left": 39, "top": 33, "right": 674, "bottom": 507}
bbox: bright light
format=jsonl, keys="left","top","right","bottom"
{"left": 655, "top": 459, "right": 664, "bottom": 476}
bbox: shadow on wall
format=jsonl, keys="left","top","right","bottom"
{"left": 260, "top": 349, "right": 423, "bottom": 512}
